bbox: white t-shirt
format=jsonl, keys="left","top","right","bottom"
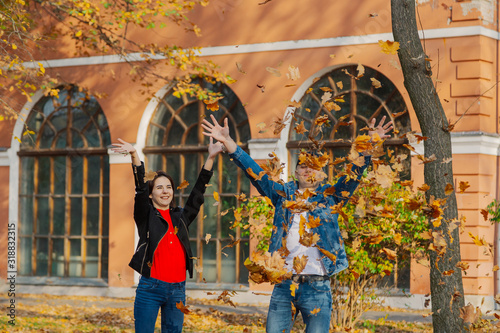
{"left": 284, "top": 211, "right": 327, "bottom": 275}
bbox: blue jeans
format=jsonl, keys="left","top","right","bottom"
{"left": 134, "top": 276, "right": 186, "bottom": 333}
{"left": 266, "top": 279, "right": 332, "bottom": 333}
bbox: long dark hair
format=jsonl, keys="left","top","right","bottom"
{"left": 148, "top": 171, "right": 176, "bottom": 208}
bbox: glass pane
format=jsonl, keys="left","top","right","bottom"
{"left": 103, "top": 156, "right": 110, "bottom": 195}
{"left": 221, "top": 160, "right": 239, "bottom": 194}
{"left": 166, "top": 118, "right": 184, "bottom": 146}
{"left": 72, "top": 107, "right": 90, "bottom": 131}
{"left": 102, "top": 196, "right": 109, "bottom": 236}
{"left": 84, "top": 123, "right": 100, "bottom": 147}
{"left": 87, "top": 197, "right": 100, "bottom": 236}
{"left": 36, "top": 197, "right": 49, "bottom": 235}
{"left": 220, "top": 241, "right": 236, "bottom": 283}
{"left": 71, "top": 130, "right": 84, "bottom": 149}
{"left": 146, "top": 124, "right": 165, "bottom": 147}
{"left": 55, "top": 131, "right": 67, "bottom": 148}
{"left": 39, "top": 126, "right": 55, "bottom": 149}
{"left": 51, "top": 107, "right": 68, "bottom": 132}
{"left": 35, "top": 238, "right": 49, "bottom": 276}
{"left": 101, "top": 238, "right": 109, "bottom": 279}
{"left": 87, "top": 155, "right": 101, "bottom": 194}
{"left": 203, "top": 201, "right": 218, "bottom": 236}
{"left": 51, "top": 238, "right": 65, "bottom": 277}
{"left": 37, "top": 157, "right": 50, "bottom": 195}
{"left": 19, "top": 197, "right": 33, "bottom": 235}
{"left": 53, "top": 156, "right": 66, "bottom": 195}
{"left": 71, "top": 156, "right": 83, "bottom": 194}
{"left": 202, "top": 241, "right": 216, "bottom": 283}
{"left": 239, "top": 241, "right": 250, "bottom": 284}
{"left": 85, "top": 239, "right": 99, "bottom": 278}
{"left": 69, "top": 239, "right": 82, "bottom": 277}
{"left": 53, "top": 198, "right": 66, "bottom": 235}
{"left": 19, "top": 237, "right": 32, "bottom": 275}
{"left": 146, "top": 154, "right": 163, "bottom": 173}
{"left": 20, "top": 157, "right": 34, "bottom": 195}
{"left": 70, "top": 198, "right": 82, "bottom": 235}
{"left": 221, "top": 197, "right": 236, "bottom": 238}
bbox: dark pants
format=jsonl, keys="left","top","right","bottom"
{"left": 134, "top": 276, "right": 186, "bottom": 333}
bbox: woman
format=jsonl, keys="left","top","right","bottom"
{"left": 111, "top": 137, "right": 223, "bottom": 333}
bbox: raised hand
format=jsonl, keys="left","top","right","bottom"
{"left": 208, "top": 137, "right": 224, "bottom": 158}
{"left": 201, "top": 114, "right": 230, "bottom": 143}
{"left": 111, "top": 138, "right": 136, "bottom": 154}
{"left": 368, "top": 116, "right": 393, "bottom": 140}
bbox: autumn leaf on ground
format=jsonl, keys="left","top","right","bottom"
{"left": 378, "top": 40, "right": 400, "bottom": 54}
{"left": 310, "top": 307, "right": 321, "bottom": 315}
{"left": 366, "top": 234, "right": 384, "bottom": 245}
{"left": 459, "top": 181, "right": 470, "bottom": 193}
{"left": 370, "top": 77, "right": 382, "bottom": 88}
{"left": 444, "top": 183, "right": 454, "bottom": 196}
{"left": 294, "top": 121, "right": 308, "bottom": 135}
{"left": 236, "top": 62, "right": 246, "bottom": 74}
{"left": 177, "top": 180, "right": 189, "bottom": 190}
{"left": 266, "top": 66, "right": 281, "bottom": 77}
{"left": 287, "top": 65, "right": 300, "bottom": 81}
{"left": 293, "top": 255, "right": 309, "bottom": 274}
{"left": 144, "top": 170, "right": 157, "bottom": 183}
{"left": 205, "top": 233, "right": 212, "bottom": 244}
{"left": 176, "top": 301, "right": 191, "bottom": 314}
{"left": 380, "top": 248, "right": 397, "bottom": 260}
{"left": 459, "top": 303, "right": 481, "bottom": 324}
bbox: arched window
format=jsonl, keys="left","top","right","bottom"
{"left": 145, "top": 78, "right": 251, "bottom": 285}
{"left": 288, "top": 65, "right": 412, "bottom": 288}
{"left": 18, "top": 85, "right": 110, "bottom": 281}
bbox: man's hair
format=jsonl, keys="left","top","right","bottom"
{"left": 148, "top": 171, "right": 176, "bottom": 208}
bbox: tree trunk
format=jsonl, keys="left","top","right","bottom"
{"left": 391, "top": 1, "right": 465, "bottom": 332}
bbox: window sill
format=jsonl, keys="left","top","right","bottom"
{"left": 17, "top": 276, "right": 108, "bottom": 287}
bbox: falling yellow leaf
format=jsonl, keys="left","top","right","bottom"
{"left": 370, "top": 78, "right": 382, "bottom": 88}
{"left": 336, "top": 81, "right": 343, "bottom": 90}
{"left": 378, "top": 40, "right": 400, "bottom": 54}
{"left": 213, "top": 191, "right": 220, "bottom": 202}
{"left": 176, "top": 301, "right": 191, "bottom": 314}
{"left": 236, "top": 62, "right": 246, "bottom": 74}
{"left": 294, "top": 121, "right": 308, "bottom": 135}
{"left": 293, "top": 255, "right": 308, "bottom": 274}
{"left": 444, "top": 183, "right": 454, "bottom": 196}
{"left": 310, "top": 307, "right": 321, "bottom": 315}
{"left": 459, "top": 181, "right": 470, "bottom": 193}
{"left": 290, "top": 282, "right": 299, "bottom": 296}
{"left": 287, "top": 65, "right": 300, "bottom": 81}
{"left": 144, "top": 170, "right": 157, "bottom": 183}
{"left": 177, "top": 180, "right": 189, "bottom": 190}
{"left": 205, "top": 233, "right": 212, "bottom": 244}
{"left": 266, "top": 67, "right": 281, "bottom": 77}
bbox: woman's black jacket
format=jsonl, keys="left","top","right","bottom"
{"left": 128, "top": 162, "right": 213, "bottom": 279}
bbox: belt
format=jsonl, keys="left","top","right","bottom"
{"left": 291, "top": 275, "right": 329, "bottom": 283}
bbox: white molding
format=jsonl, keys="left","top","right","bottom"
{"left": 451, "top": 132, "right": 500, "bottom": 156}
{"left": 21, "top": 26, "right": 499, "bottom": 69}
{"left": 108, "top": 148, "right": 135, "bottom": 165}
{"left": 247, "top": 139, "right": 280, "bottom": 160}
{"left": 0, "top": 150, "right": 8, "bottom": 166}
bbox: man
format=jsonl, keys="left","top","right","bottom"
{"left": 202, "top": 115, "right": 393, "bottom": 333}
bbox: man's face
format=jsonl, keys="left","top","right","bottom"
{"left": 294, "top": 163, "right": 326, "bottom": 190}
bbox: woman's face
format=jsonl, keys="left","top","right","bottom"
{"left": 149, "top": 176, "right": 174, "bottom": 210}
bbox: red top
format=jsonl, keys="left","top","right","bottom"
{"left": 150, "top": 209, "right": 187, "bottom": 283}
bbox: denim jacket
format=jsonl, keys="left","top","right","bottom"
{"left": 229, "top": 146, "right": 371, "bottom": 276}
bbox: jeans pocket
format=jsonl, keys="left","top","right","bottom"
{"left": 138, "top": 277, "right": 156, "bottom": 290}
{"left": 309, "top": 280, "right": 331, "bottom": 293}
